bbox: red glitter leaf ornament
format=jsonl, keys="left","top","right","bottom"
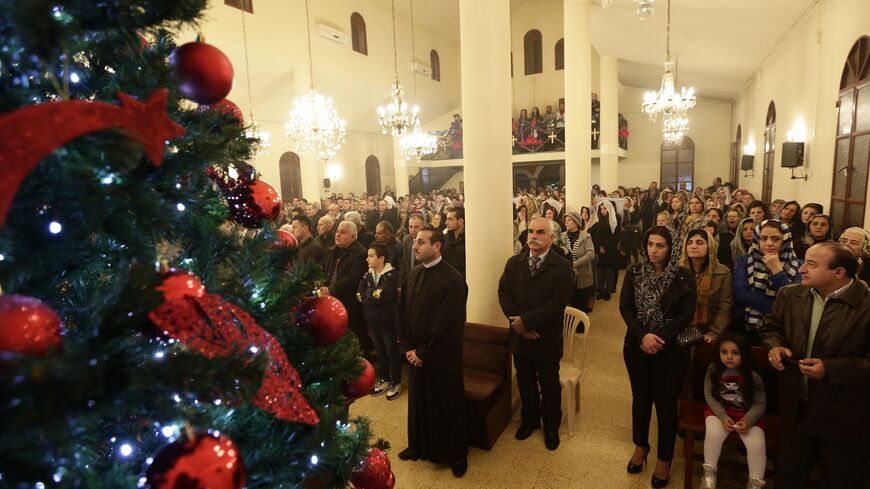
{"left": 148, "top": 293, "right": 319, "bottom": 425}
{"left": 0, "top": 89, "right": 186, "bottom": 227}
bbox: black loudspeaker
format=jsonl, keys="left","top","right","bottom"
{"left": 323, "top": 178, "right": 331, "bottom": 188}
{"left": 740, "top": 155, "right": 754, "bottom": 171}
{"left": 781, "top": 142, "right": 805, "bottom": 168}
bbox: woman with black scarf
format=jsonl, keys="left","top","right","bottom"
{"left": 620, "top": 226, "right": 697, "bottom": 488}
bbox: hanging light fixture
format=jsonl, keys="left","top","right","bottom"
{"left": 378, "top": 0, "right": 419, "bottom": 137}
{"left": 641, "top": 0, "right": 695, "bottom": 143}
{"left": 635, "top": 0, "right": 655, "bottom": 20}
{"left": 285, "top": 0, "right": 346, "bottom": 162}
{"left": 240, "top": 10, "right": 271, "bottom": 155}
{"left": 399, "top": 0, "right": 437, "bottom": 160}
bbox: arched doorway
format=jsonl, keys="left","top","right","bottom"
{"left": 730, "top": 125, "right": 742, "bottom": 186}
{"left": 661, "top": 137, "right": 695, "bottom": 190}
{"left": 762, "top": 102, "right": 776, "bottom": 203}
{"left": 365, "top": 156, "right": 381, "bottom": 196}
{"left": 831, "top": 36, "right": 870, "bottom": 234}
{"left": 278, "top": 151, "right": 302, "bottom": 203}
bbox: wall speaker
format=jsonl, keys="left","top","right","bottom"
{"left": 740, "top": 155, "right": 754, "bottom": 171}
{"left": 323, "top": 178, "right": 331, "bottom": 188}
{"left": 781, "top": 142, "right": 805, "bottom": 168}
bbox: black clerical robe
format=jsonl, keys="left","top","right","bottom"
{"left": 398, "top": 258, "right": 468, "bottom": 463}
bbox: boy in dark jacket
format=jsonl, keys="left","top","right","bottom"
{"left": 357, "top": 243, "right": 402, "bottom": 400}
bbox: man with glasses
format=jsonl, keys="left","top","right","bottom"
{"left": 838, "top": 226, "right": 870, "bottom": 284}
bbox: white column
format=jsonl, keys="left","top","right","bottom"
{"left": 460, "top": 0, "right": 514, "bottom": 326}
{"left": 564, "top": 0, "right": 592, "bottom": 211}
{"left": 392, "top": 138, "right": 411, "bottom": 198}
{"left": 599, "top": 55, "right": 619, "bottom": 193}
{"left": 293, "top": 63, "right": 323, "bottom": 202}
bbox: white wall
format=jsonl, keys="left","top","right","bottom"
{"left": 177, "top": 0, "right": 462, "bottom": 198}
{"left": 730, "top": 0, "right": 870, "bottom": 226}
{"left": 510, "top": 1, "right": 601, "bottom": 117}
{"left": 618, "top": 86, "right": 732, "bottom": 190}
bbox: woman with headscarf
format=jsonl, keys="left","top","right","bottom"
{"left": 620, "top": 226, "right": 696, "bottom": 488}
{"left": 681, "top": 229, "right": 733, "bottom": 343}
{"left": 732, "top": 219, "right": 802, "bottom": 344}
{"left": 730, "top": 217, "right": 755, "bottom": 264}
{"left": 590, "top": 199, "right": 621, "bottom": 300}
{"left": 564, "top": 211, "right": 595, "bottom": 314}
{"left": 794, "top": 214, "right": 834, "bottom": 259}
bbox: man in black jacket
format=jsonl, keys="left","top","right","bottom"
{"left": 443, "top": 206, "right": 466, "bottom": 276}
{"left": 290, "top": 214, "right": 323, "bottom": 264}
{"left": 498, "top": 217, "right": 573, "bottom": 450}
{"left": 398, "top": 213, "right": 425, "bottom": 289}
{"left": 320, "top": 221, "right": 371, "bottom": 354}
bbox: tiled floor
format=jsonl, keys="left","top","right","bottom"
{"left": 351, "top": 272, "right": 763, "bottom": 488}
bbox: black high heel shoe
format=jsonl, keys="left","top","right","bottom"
{"left": 626, "top": 447, "right": 649, "bottom": 474}
{"left": 651, "top": 461, "right": 671, "bottom": 488}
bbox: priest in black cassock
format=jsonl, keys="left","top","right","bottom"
{"left": 397, "top": 226, "right": 469, "bottom": 477}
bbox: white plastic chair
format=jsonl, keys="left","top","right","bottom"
{"left": 559, "top": 306, "right": 591, "bottom": 436}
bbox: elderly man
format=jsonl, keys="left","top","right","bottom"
{"left": 321, "top": 221, "right": 372, "bottom": 355}
{"left": 498, "top": 217, "right": 573, "bottom": 450}
{"left": 327, "top": 203, "right": 342, "bottom": 229}
{"left": 399, "top": 213, "right": 425, "bottom": 288}
{"left": 762, "top": 242, "right": 870, "bottom": 489}
{"left": 315, "top": 215, "right": 335, "bottom": 251}
{"left": 290, "top": 214, "right": 323, "bottom": 263}
{"left": 838, "top": 226, "right": 870, "bottom": 284}
{"left": 343, "top": 211, "right": 374, "bottom": 248}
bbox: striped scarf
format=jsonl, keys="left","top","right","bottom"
{"left": 634, "top": 226, "right": 684, "bottom": 332}
{"left": 743, "top": 219, "right": 800, "bottom": 329}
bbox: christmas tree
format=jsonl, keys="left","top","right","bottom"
{"left": 0, "top": 1, "right": 390, "bottom": 487}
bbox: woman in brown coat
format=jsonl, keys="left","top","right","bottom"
{"left": 681, "top": 228, "right": 733, "bottom": 342}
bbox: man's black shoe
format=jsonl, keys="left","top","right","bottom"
{"left": 451, "top": 458, "right": 468, "bottom": 477}
{"left": 515, "top": 423, "right": 540, "bottom": 440}
{"left": 544, "top": 430, "right": 560, "bottom": 451}
{"left": 397, "top": 448, "right": 419, "bottom": 461}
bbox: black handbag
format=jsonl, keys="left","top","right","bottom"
{"left": 676, "top": 327, "right": 704, "bottom": 348}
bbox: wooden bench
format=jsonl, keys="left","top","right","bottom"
{"left": 678, "top": 342, "right": 782, "bottom": 489}
{"left": 462, "top": 322, "right": 511, "bottom": 450}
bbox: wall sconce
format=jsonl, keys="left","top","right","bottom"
{"left": 327, "top": 163, "right": 343, "bottom": 183}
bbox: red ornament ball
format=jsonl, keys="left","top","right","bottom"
{"left": 0, "top": 294, "right": 62, "bottom": 355}
{"left": 170, "top": 41, "right": 234, "bottom": 105}
{"left": 351, "top": 448, "right": 394, "bottom": 489}
{"left": 226, "top": 180, "right": 281, "bottom": 228}
{"left": 156, "top": 269, "right": 206, "bottom": 303}
{"left": 296, "top": 296, "right": 348, "bottom": 345}
{"left": 198, "top": 98, "right": 244, "bottom": 126}
{"left": 273, "top": 229, "right": 298, "bottom": 248}
{"left": 343, "top": 358, "right": 376, "bottom": 399}
{"left": 145, "top": 432, "right": 245, "bottom": 489}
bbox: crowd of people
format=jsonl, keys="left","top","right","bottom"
{"left": 271, "top": 177, "right": 869, "bottom": 487}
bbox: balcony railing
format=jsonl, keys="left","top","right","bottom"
{"left": 420, "top": 115, "right": 629, "bottom": 161}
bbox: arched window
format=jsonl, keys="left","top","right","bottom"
{"left": 224, "top": 0, "right": 253, "bottom": 13}
{"left": 278, "top": 152, "right": 302, "bottom": 202}
{"left": 430, "top": 49, "right": 441, "bottom": 81}
{"left": 351, "top": 12, "right": 367, "bottom": 55}
{"left": 762, "top": 102, "right": 776, "bottom": 203}
{"left": 661, "top": 137, "right": 695, "bottom": 191}
{"left": 524, "top": 29, "right": 543, "bottom": 75}
{"left": 555, "top": 38, "right": 564, "bottom": 71}
{"left": 730, "top": 125, "right": 742, "bottom": 186}
{"left": 365, "top": 156, "right": 381, "bottom": 195}
{"left": 832, "top": 36, "right": 870, "bottom": 235}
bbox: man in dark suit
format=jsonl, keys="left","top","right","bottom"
{"left": 320, "top": 221, "right": 371, "bottom": 354}
{"left": 498, "top": 217, "right": 573, "bottom": 450}
{"left": 443, "top": 206, "right": 466, "bottom": 276}
{"left": 398, "top": 213, "right": 425, "bottom": 289}
{"left": 398, "top": 226, "right": 468, "bottom": 476}
{"left": 762, "top": 242, "right": 870, "bottom": 489}
{"left": 290, "top": 214, "right": 323, "bottom": 264}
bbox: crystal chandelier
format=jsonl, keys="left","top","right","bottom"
{"left": 400, "top": 122, "right": 437, "bottom": 160}
{"left": 635, "top": 0, "right": 655, "bottom": 20}
{"left": 285, "top": 0, "right": 346, "bottom": 162}
{"left": 397, "top": 0, "right": 435, "bottom": 159}
{"left": 377, "top": 0, "right": 419, "bottom": 137}
{"left": 641, "top": 0, "right": 695, "bottom": 143}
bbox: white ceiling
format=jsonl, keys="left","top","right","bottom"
{"left": 391, "top": 0, "right": 818, "bottom": 102}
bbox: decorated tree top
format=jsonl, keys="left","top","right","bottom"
{"left": 0, "top": 1, "right": 384, "bottom": 488}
